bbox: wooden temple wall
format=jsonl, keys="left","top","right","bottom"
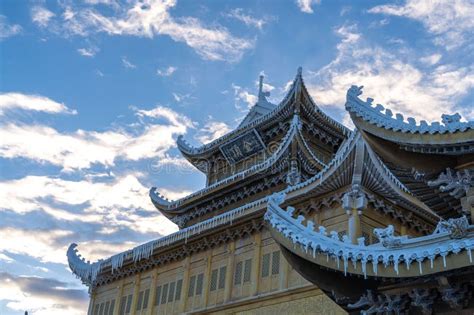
{"left": 89, "top": 228, "right": 346, "bottom": 315}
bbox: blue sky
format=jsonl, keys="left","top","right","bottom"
{"left": 0, "top": 0, "right": 473, "bottom": 313}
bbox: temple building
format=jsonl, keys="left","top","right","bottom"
{"left": 68, "top": 68, "right": 474, "bottom": 315}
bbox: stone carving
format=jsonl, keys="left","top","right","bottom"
{"left": 286, "top": 160, "right": 301, "bottom": 186}
{"left": 440, "top": 283, "right": 471, "bottom": 310}
{"left": 433, "top": 215, "right": 469, "bottom": 239}
{"left": 428, "top": 168, "right": 473, "bottom": 199}
{"left": 441, "top": 113, "right": 461, "bottom": 125}
{"left": 373, "top": 225, "right": 408, "bottom": 248}
{"left": 348, "top": 291, "right": 408, "bottom": 314}
{"left": 342, "top": 184, "right": 367, "bottom": 213}
{"left": 409, "top": 289, "right": 436, "bottom": 315}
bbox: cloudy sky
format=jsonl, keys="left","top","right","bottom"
{"left": 1, "top": 0, "right": 473, "bottom": 314}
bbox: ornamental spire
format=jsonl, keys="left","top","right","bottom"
{"left": 258, "top": 73, "right": 270, "bottom": 102}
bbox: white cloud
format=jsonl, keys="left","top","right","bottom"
{"left": 307, "top": 24, "right": 474, "bottom": 123}
{"left": 232, "top": 84, "right": 257, "bottom": 110}
{"left": 369, "top": 0, "right": 474, "bottom": 49}
{"left": 77, "top": 47, "right": 98, "bottom": 57}
{"left": 157, "top": 187, "right": 193, "bottom": 200}
{"left": 225, "top": 8, "right": 275, "bottom": 30}
{"left": 0, "top": 273, "right": 87, "bottom": 315}
{"left": 296, "top": 0, "right": 321, "bottom": 14}
{"left": 419, "top": 53, "right": 442, "bottom": 66}
{"left": 0, "top": 253, "right": 14, "bottom": 263}
{"left": 0, "top": 174, "right": 180, "bottom": 244}
{"left": 0, "top": 92, "right": 77, "bottom": 116}
{"left": 0, "top": 15, "right": 22, "bottom": 40}
{"left": 0, "top": 228, "right": 73, "bottom": 264}
{"left": 122, "top": 56, "right": 136, "bottom": 69}
{"left": 157, "top": 66, "right": 177, "bottom": 76}
{"left": 0, "top": 105, "right": 193, "bottom": 170}
{"left": 195, "top": 120, "right": 232, "bottom": 144}
{"left": 50, "top": 0, "right": 253, "bottom": 62}
{"left": 31, "top": 6, "right": 55, "bottom": 28}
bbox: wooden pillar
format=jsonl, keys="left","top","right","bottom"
{"left": 202, "top": 250, "right": 213, "bottom": 307}
{"left": 224, "top": 241, "right": 235, "bottom": 302}
{"left": 348, "top": 207, "right": 362, "bottom": 244}
{"left": 113, "top": 280, "right": 124, "bottom": 315}
{"left": 250, "top": 233, "right": 262, "bottom": 296}
{"left": 401, "top": 225, "right": 408, "bottom": 236}
{"left": 130, "top": 275, "right": 140, "bottom": 315}
{"left": 178, "top": 257, "right": 191, "bottom": 313}
{"left": 146, "top": 270, "right": 158, "bottom": 315}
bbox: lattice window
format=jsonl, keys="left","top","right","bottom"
{"left": 119, "top": 296, "right": 126, "bottom": 315}
{"left": 243, "top": 259, "right": 252, "bottom": 283}
{"left": 272, "top": 251, "right": 280, "bottom": 275}
{"left": 136, "top": 291, "right": 144, "bottom": 310}
{"left": 188, "top": 275, "right": 196, "bottom": 297}
{"left": 104, "top": 301, "right": 110, "bottom": 315}
{"left": 154, "top": 286, "right": 162, "bottom": 305}
{"left": 168, "top": 282, "right": 175, "bottom": 303}
{"left": 125, "top": 295, "right": 132, "bottom": 314}
{"left": 261, "top": 253, "right": 270, "bottom": 277}
{"left": 218, "top": 266, "right": 226, "bottom": 289}
{"left": 175, "top": 279, "right": 183, "bottom": 300}
{"left": 196, "top": 273, "right": 204, "bottom": 295}
{"left": 99, "top": 303, "right": 104, "bottom": 315}
{"left": 234, "top": 261, "right": 243, "bottom": 285}
{"left": 210, "top": 269, "right": 218, "bottom": 291}
{"left": 161, "top": 283, "right": 168, "bottom": 305}
{"left": 142, "top": 289, "right": 149, "bottom": 310}
{"left": 109, "top": 299, "right": 115, "bottom": 315}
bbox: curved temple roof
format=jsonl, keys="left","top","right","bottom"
{"left": 345, "top": 85, "right": 474, "bottom": 148}
{"left": 282, "top": 131, "right": 439, "bottom": 226}
{"left": 177, "top": 68, "right": 350, "bottom": 160}
{"left": 150, "top": 113, "right": 308, "bottom": 215}
{"left": 265, "top": 193, "right": 474, "bottom": 279}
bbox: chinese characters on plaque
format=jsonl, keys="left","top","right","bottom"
{"left": 220, "top": 129, "right": 265, "bottom": 164}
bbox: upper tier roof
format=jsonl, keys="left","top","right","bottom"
{"left": 177, "top": 67, "right": 351, "bottom": 172}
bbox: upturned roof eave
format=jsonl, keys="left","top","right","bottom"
{"left": 345, "top": 85, "right": 474, "bottom": 148}
{"left": 265, "top": 196, "right": 474, "bottom": 279}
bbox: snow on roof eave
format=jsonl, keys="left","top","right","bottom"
{"left": 67, "top": 195, "right": 270, "bottom": 287}
{"left": 345, "top": 85, "right": 474, "bottom": 142}
{"left": 265, "top": 197, "right": 474, "bottom": 279}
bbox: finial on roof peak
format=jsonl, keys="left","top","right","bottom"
{"left": 297, "top": 66, "right": 302, "bottom": 76}
{"left": 259, "top": 74, "right": 264, "bottom": 95}
{"left": 258, "top": 73, "right": 270, "bottom": 101}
